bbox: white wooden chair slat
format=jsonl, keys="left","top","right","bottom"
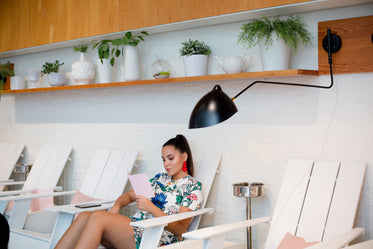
{"left": 94, "top": 150, "right": 128, "bottom": 199}
{"left": 344, "top": 240, "right": 373, "bottom": 249}
{"left": 0, "top": 143, "right": 25, "bottom": 182}
{"left": 107, "top": 150, "right": 137, "bottom": 200}
{"left": 189, "top": 154, "right": 221, "bottom": 231}
{"left": 79, "top": 149, "right": 112, "bottom": 196}
{"left": 323, "top": 161, "right": 367, "bottom": 239}
{"left": 296, "top": 161, "right": 340, "bottom": 241}
{"left": 36, "top": 146, "right": 73, "bottom": 189}
{"left": 23, "top": 146, "right": 54, "bottom": 190}
{"left": 264, "top": 159, "right": 314, "bottom": 249}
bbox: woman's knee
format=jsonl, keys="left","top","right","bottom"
{"left": 87, "top": 210, "right": 108, "bottom": 224}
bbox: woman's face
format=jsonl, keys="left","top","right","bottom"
{"left": 162, "top": 145, "right": 187, "bottom": 179}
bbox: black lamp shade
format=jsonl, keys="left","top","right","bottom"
{"left": 189, "top": 85, "right": 238, "bottom": 129}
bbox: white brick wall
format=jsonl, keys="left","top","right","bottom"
{"left": 1, "top": 4, "right": 372, "bottom": 247}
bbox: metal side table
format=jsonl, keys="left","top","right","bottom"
{"left": 233, "top": 182, "right": 263, "bottom": 249}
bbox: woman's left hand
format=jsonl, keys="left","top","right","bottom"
{"left": 135, "top": 195, "right": 155, "bottom": 212}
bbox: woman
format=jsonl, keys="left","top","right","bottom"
{"left": 55, "top": 134, "right": 203, "bottom": 249}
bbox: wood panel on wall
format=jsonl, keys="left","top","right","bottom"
{"left": 0, "top": 0, "right": 314, "bottom": 53}
{"left": 318, "top": 15, "right": 373, "bottom": 75}
{"left": 117, "top": 0, "right": 314, "bottom": 31}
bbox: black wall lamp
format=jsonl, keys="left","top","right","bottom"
{"left": 189, "top": 29, "right": 342, "bottom": 129}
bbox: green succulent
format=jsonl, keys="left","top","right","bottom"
{"left": 238, "top": 15, "right": 312, "bottom": 52}
{"left": 41, "top": 60, "right": 64, "bottom": 76}
{"left": 179, "top": 39, "right": 212, "bottom": 56}
{"left": 73, "top": 44, "right": 89, "bottom": 53}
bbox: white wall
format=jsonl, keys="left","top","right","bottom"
{"left": 1, "top": 4, "right": 373, "bottom": 247}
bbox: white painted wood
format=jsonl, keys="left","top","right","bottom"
{"left": 203, "top": 235, "right": 226, "bottom": 249}
{"left": 79, "top": 149, "right": 111, "bottom": 196}
{"left": 306, "top": 227, "right": 366, "bottom": 249}
{"left": 23, "top": 145, "right": 72, "bottom": 190}
{"left": 131, "top": 208, "right": 214, "bottom": 229}
{"left": 264, "top": 159, "right": 314, "bottom": 249}
{"left": 108, "top": 150, "right": 138, "bottom": 200}
{"left": 48, "top": 212, "right": 75, "bottom": 249}
{"left": 139, "top": 226, "right": 165, "bottom": 249}
{"left": 183, "top": 216, "right": 271, "bottom": 240}
{"left": 323, "top": 162, "right": 367, "bottom": 239}
{"left": 160, "top": 159, "right": 367, "bottom": 249}
{"left": 189, "top": 154, "right": 221, "bottom": 231}
{"left": 0, "top": 143, "right": 25, "bottom": 191}
{"left": 344, "top": 240, "right": 373, "bottom": 249}
{"left": 8, "top": 148, "right": 137, "bottom": 249}
{"left": 296, "top": 161, "right": 340, "bottom": 241}
{"left": 8, "top": 199, "right": 32, "bottom": 229}
{"left": 94, "top": 150, "right": 129, "bottom": 199}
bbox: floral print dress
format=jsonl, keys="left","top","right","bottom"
{"left": 130, "top": 173, "right": 203, "bottom": 248}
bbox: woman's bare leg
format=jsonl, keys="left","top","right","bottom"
{"left": 74, "top": 210, "right": 136, "bottom": 249}
{"left": 54, "top": 211, "right": 92, "bottom": 249}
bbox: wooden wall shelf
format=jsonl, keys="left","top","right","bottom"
{"left": 1, "top": 69, "right": 318, "bottom": 95}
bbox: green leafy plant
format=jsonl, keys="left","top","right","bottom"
{"left": 92, "top": 39, "right": 113, "bottom": 65}
{"left": 238, "top": 15, "right": 311, "bottom": 52}
{"left": 179, "top": 39, "right": 212, "bottom": 56}
{"left": 0, "top": 61, "right": 15, "bottom": 89}
{"left": 93, "top": 31, "right": 148, "bottom": 66}
{"left": 73, "top": 44, "right": 89, "bottom": 53}
{"left": 41, "top": 60, "right": 64, "bottom": 76}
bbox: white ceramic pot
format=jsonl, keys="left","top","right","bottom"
{"left": 121, "top": 45, "right": 140, "bottom": 81}
{"left": 260, "top": 32, "right": 291, "bottom": 71}
{"left": 10, "top": 76, "right": 25, "bottom": 90}
{"left": 47, "top": 72, "right": 66, "bottom": 86}
{"left": 96, "top": 58, "right": 112, "bottom": 83}
{"left": 72, "top": 53, "right": 95, "bottom": 84}
{"left": 182, "top": 54, "right": 208, "bottom": 76}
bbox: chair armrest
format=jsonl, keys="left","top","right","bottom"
{"left": 182, "top": 216, "right": 271, "bottom": 240}
{"left": 0, "top": 180, "right": 25, "bottom": 186}
{"left": 307, "top": 227, "right": 366, "bottom": 249}
{"left": 0, "top": 186, "right": 63, "bottom": 197}
{"left": 0, "top": 190, "right": 77, "bottom": 202}
{"left": 130, "top": 207, "right": 215, "bottom": 229}
{"left": 46, "top": 200, "right": 117, "bottom": 215}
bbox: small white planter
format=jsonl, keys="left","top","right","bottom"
{"left": 96, "top": 59, "right": 112, "bottom": 83}
{"left": 72, "top": 53, "right": 95, "bottom": 85}
{"left": 260, "top": 32, "right": 291, "bottom": 71}
{"left": 121, "top": 45, "right": 140, "bottom": 81}
{"left": 182, "top": 54, "right": 208, "bottom": 76}
{"left": 47, "top": 72, "right": 66, "bottom": 86}
{"left": 10, "top": 76, "right": 25, "bottom": 90}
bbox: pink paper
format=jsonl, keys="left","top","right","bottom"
{"left": 128, "top": 173, "right": 154, "bottom": 198}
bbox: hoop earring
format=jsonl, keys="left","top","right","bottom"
{"left": 182, "top": 161, "right": 187, "bottom": 172}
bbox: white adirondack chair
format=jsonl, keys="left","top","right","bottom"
{"left": 162, "top": 159, "right": 367, "bottom": 249}
{"left": 0, "top": 145, "right": 72, "bottom": 214}
{"left": 343, "top": 240, "right": 373, "bottom": 249}
{"left": 0, "top": 142, "right": 25, "bottom": 191}
{"left": 8, "top": 148, "right": 138, "bottom": 249}
{"left": 129, "top": 153, "right": 222, "bottom": 249}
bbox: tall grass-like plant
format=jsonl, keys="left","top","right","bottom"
{"left": 238, "top": 15, "right": 311, "bottom": 52}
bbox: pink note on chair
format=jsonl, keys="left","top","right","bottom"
{"left": 128, "top": 173, "right": 154, "bottom": 198}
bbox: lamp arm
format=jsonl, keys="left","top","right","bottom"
{"left": 233, "top": 28, "right": 337, "bottom": 101}
{"left": 232, "top": 64, "right": 333, "bottom": 100}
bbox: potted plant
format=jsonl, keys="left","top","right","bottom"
{"left": 92, "top": 39, "right": 113, "bottom": 83}
{"left": 41, "top": 60, "right": 66, "bottom": 86}
{"left": 238, "top": 15, "right": 311, "bottom": 71}
{"left": 111, "top": 31, "right": 148, "bottom": 81}
{"left": 71, "top": 44, "right": 95, "bottom": 85}
{"left": 179, "top": 39, "right": 212, "bottom": 76}
{"left": 0, "top": 61, "right": 14, "bottom": 90}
